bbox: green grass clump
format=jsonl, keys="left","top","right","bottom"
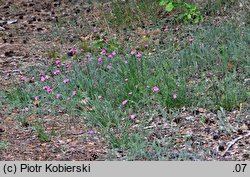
{"left": 101, "top": 0, "right": 160, "bottom": 30}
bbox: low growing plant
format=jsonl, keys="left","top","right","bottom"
{"left": 159, "top": 0, "right": 204, "bottom": 23}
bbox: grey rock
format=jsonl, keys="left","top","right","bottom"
{"left": 0, "top": 26, "right": 5, "bottom": 31}
{"left": 7, "top": 20, "right": 17, "bottom": 24}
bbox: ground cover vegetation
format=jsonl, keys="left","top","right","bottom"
{"left": 0, "top": 0, "right": 249, "bottom": 160}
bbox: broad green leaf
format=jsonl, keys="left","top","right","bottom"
{"left": 194, "top": 18, "right": 199, "bottom": 23}
{"left": 165, "top": 2, "right": 174, "bottom": 12}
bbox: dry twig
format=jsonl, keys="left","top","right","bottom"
{"left": 222, "top": 131, "right": 250, "bottom": 156}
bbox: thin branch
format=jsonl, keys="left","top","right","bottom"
{"left": 222, "top": 131, "right": 250, "bottom": 156}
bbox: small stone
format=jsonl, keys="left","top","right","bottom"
{"left": 7, "top": 20, "right": 17, "bottom": 24}
{"left": 0, "top": 26, "right": 5, "bottom": 30}
{"left": 186, "top": 116, "right": 194, "bottom": 121}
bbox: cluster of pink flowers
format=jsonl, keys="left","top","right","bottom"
{"left": 43, "top": 86, "right": 52, "bottom": 93}
{"left": 101, "top": 49, "right": 116, "bottom": 59}
{"left": 36, "top": 46, "right": 181, "bottom": 127}
{"left": 130, "top": 50, "right": 142, "bottom": 58}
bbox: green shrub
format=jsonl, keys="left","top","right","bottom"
{"left": 159, "top": 0, "right": 203, "bottom": 23}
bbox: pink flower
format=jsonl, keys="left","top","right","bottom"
{"left": 98, "top": 96, "right": 102, "bottom": 100}
{"left": 146, "top": 85, "right": 150, "bottom": 88}
{"left": 144, "top": 44, "right": 149, "bottom": 48}
{"left": 56, "top": 94, "right": 61, "bottom": 99}
{"left": 66, "top": 63, "right": 71, "bottom": 68}
{"left": 130, "top": 50, "right": 136, "bottom": 55}
{"left": 72, "top": 90, "right": 76, "bottom": 96}
{"left": 107, "top": 65, "right": 112, "bottom": 69}
{"left": 20, "top": 76, "right": 27, "bottom": 81}
{"left": 63, "top": 79, "right": 69, "bottom": 84}
{"left": 69, "top": 49, "right": 77, "bottom": 54}
{"left": 152, "top": 86, "right": 160, "bottom": 92}
{"left": 137, "top": 52, "right": 142, "bottom": 58}
{"left": 46, "top": 87, "right": 52, "bottom": 93}
{"left": 81, "top": 59, "right": 85, "bottom": 63}
{"left": 164, "top": 26, "right": 169, "bottom": 31}
{"left": 67, "top": 97, "right": 71, "bottom": 100}
{"left": 188, "top": 38, "right": 193, "bottom": 42}
{"left": 81, "top": 49, "right": 85, "bottom": 53}
{"left": 88, "top": 130, "right": 94, "bottom": 134}
{"left": 34, "top": 96, "right": 39, "bottom": 100}
{"left": 108, "top": 54, "right": 113, "bottom": 59}
{"left": 98, "top": 58, "right": 102, "bottom": 65}
{"left": 55, "top": 59, "right": 61, "bottom": 66}
{"left": 86, "top": 54, "right": 91, "bottom": 58}
{"left": 41, "top": 76, "right": 46, "bottom": 82}
{"left": 172, "top": 94, "right": 177, "bottom": 99}
{"left": 53, "top": 70, "right": 60, "bottom": 75}
{"left": 122, "top": 100, "right": 128, "bottom": 105}
{"left": 130, "top": 114, "right": 136, "bottom": 119}
{"left": 124, "top": 60, "right": 128, "bottom": 64}
{"left": 112, "top": 51, "right": 116, "bottom": 56}
{"left": 101, "top": 49, "right": 107, "bottom": 55}
{"left": 43, "top": 86, "right": 52, "bottom": 93}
